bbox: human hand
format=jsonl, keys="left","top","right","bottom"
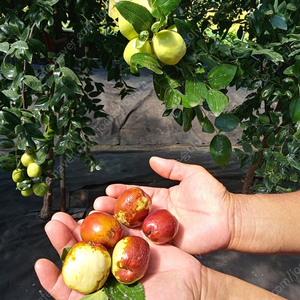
{"left": 94, "top": 156, "right": 234, "bottom": 255}
{"left": 35, "top": 212, "right": 203, "bottom": 300}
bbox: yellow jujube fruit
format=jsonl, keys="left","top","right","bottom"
{"left": 21, "top": 152, "right": 34, "bottom": 167}
{"left": 152, "top": 30, "right": 187, "bottom": 65}
{"left": 27, "top": 163, "right": 42, "bottom": 178}
{"left": 33, "top": 183, "right": 49, "bottom": 197}
{"left": 119, "top": 15, "right": 139, "bottom": 40}
{"left": 123, "top": 38, "right": 152, "bottom": 66}
{"left": 118, "top": 0, "right": 152, "bottom": 40}
{"left": 21, "top": 187, "right": 33, "bottom": 197}
{"left": 62, "top": 241, "right": 111, "bottom": 294}
{"left": 12, "top": 169, "right": 24, "bottom": 183}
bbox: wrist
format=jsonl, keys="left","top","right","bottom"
{"left": 226, "top": 192, "right": 244, "bottom": 252}
{"left": 226, "top": 192, "right": 291, "bottom": 254}
{"left": 201, "top": 266, "right": 287, "bottom": 300}
{"left": 200, "top": 266, "right": 228, "bottom": 300}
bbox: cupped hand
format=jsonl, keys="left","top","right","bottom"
{"left": 35, "top": 212, "right": 203, "bottom": 300}
{"left": 94, "top": 156, "right": 234, "bottom": 255}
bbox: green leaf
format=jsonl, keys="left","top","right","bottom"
{"left": 0, "top": 42, "right": 9, "bottom": 53}
{"left": 81, "top": 289, "right": 109, "bottom": 300}
{"left": 151, "top": 9, "right": 167, "bottom": 35}
{"left": 164, "top": 88, "right": 182, "bottom": 109}
{"left": 290, "top": 97, "right": 300, "bottom": 122}
{"left": 290, "top": 160, "right": 300, "bottom": 171}
{"left": 60, "top": 246, "right": 73, "bottom": 262}
{"left": 194, "top": 105, "right": 204, "bottom": 123}
{"left": 173, "top": 108, "right": 183, "bottom": 126}
{"left": 131, "top": 53, "right": 163, "bottom": 74}
{"left": 24, "top": 123, "right": 44, "bottom": 139}
{"left": 2, "top": 89, "right": 20, "bottom": 101}
{"left": 0, "top": 138, "right": 15, "bottom": 148}
{"left": 242, "top": 140, "right": 253, "bottom": 153}
{"left": 185, "top": 76, "right": 206, "bottom": 107}
{"left": 292, "top": 60, "right": 300, "bottom": 78}
{"left": 36, "top": 95, "right": 49, "bottom": 105}
{"left": 273, "top": 152, "right": 289, "bottom": 164}
{"left": 266, "top": 132, "right": 275, "bottom": 146}
{"left": 182, "top": 107, "right": 195, "bottom": 132}
{"left": 55, "top": 136, "right": 68, "bottom": 154}
{"left": 104, "top": 276, "right": 145, "bottom": 300}
{"left": 234, "top": 148, "right": 246, "bottom": 161}
{"left": 28, "top": 38, "right": 48, "bottom": 57}
{"left": 260, "top": 83, "right": 275, "bottom": 99}
{"left": 202, "top": 117, "right": 214, "bottom": 133}
{"left": 10, "top": 40, "right": 28, "bottom": 51}
{"left": 270, "top": 13, "right": 287, "bottom": 30}
{"left": 215, "top": 114, "right": 239, "bottom": 132}
{"left": 181, "top": 95, "right": 191, "bottom": 108}
{"left": 58, "top": 112, "right": 71, "bottom": 128}
{"left": 2, "top": 109, "right": 21, "bottom": 127}
{"left": 207, "top": 64, "right": 237, "bottom": 90}
{"left": 82, "top": 127, "right": 96, "bottom": 136}
{"left": 0, "top": 153, "right": 17, "bottom": 171}
{"left": 42, "top": 0, "right": 60, "bottom": 6}
{"left": 153, "top": 68, "right": 181, "bottom": 100}
{"left": 174, "top": 18, "right": 199, "bottom": 48}
{"left": 61, "top": 67, "right": 81, "bottom": 85}
{"left": 248, "top": 13, "right": 261, "bottom": 36}
{"left": 115, "top": 1, "right": 154, "bottom": 34}
{"left": 150, "top": 0, "right": 181, "bottom": 18}
{"left": 206, "top": 90, "right": 228, "bottom": 117}
{"left": 210, "top": 134, "right": 232, "bottom": 168}
{"left": 21, "top": 26, "right": 30, "bottom": 41}
{"left": 251, "top": 49, "right": 283, "bottom": 63}
{"left": 16, "top": 180, "right": 32, "bottom": 191}
{"left": 1, "top": 62, "right": 17, "bottom": 80}
{"left": 23, "top": 75, "right": 43, "bottom": 92}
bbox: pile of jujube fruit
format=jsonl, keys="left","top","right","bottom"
{"left": 62, "top": 187, "right": 179, "bottom": 294}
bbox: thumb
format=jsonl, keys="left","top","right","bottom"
{"left": 149, "top": 156, "right": 197, "bottom": 182}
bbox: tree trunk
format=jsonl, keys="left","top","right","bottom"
{"left": 40, "top": 148, "right": 54, "bottom": 219}
{"left": 242, "top": 134, "right": 269, "bottom": 193}
{"left": 242, "top": 150, "right": 263, "bottom": 194}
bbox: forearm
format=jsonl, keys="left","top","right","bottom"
{"left": 228, "top": 191, "right": 300, "bottom": 254}
{"left": 201, "top": 266, "right": 287, "bottom": 300}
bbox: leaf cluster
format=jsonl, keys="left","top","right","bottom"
{"left": 118, "top": 0, "right": 300, "bottom": 192}
{"left": 0, "top": 0, "right": 122, "bottom": 176}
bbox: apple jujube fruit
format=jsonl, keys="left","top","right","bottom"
{"left": 32, "top": 182, "right": 49, "bottom": 197}
{"left": 114, "top": 187, "right": 152, "bottom": 227}
{"left": 112, "top": 236, "right": 150, "bottom": 284}
{"left": 80, "top": 212, "right": 123, "bottom": 248}
{"left": 27, "top": 162, "right": 42, "bottom": 178}
{"left": 142, "top": 209, "right": 179, "bottom": 244}
{"left": 21, "top": 152, "right": 34, "bottom": 167}
{"left": 62, "top": 241, "right": 111, "bottom": 294}
{"left": 21, "top": 187, "right": 33, "bottom": 197}
{"left": 12, "top": 169, "right": 24, "bottom": 183}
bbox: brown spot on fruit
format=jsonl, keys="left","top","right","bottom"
{"left": 114, "top": 187, "right": 151, "bottom": 227}
{"left": 112, "top": 236, "right": 150, "bottom": 284}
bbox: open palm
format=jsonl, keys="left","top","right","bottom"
{"left": 94, "top": 156, "right": 233, "bottom": 255}
{"left": 35, "top": 212, "right": 203, "bottom": 300}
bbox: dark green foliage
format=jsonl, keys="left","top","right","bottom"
{"left": 1, "top": 0, "right": 300, "bottom": 193}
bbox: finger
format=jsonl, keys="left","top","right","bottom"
{"left": 149, "top": 156, "right": 197, "bottom": 182}
{"left": 51, "top": 212, "right": 82, "bottom": 241}
{"left": 105, "top": 183, "right": 157, "bottom": 199}
{"left": 35, "top": 259, "right": 83, "bottom": 300}
{"left": 93, "top": 196, "right": 116, "bottom": 213}
{"left": 45, "top": 219, "right": 78, "bottom": 256}
{"left": 105, "top": 183, "right": 131, "bottom": 198}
